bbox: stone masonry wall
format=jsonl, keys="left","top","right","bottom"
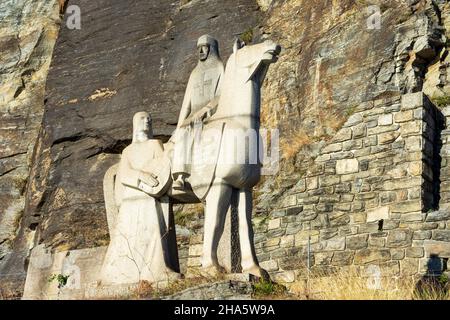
{"left": 183, "top": 92, "right": 450, "bottom": 284}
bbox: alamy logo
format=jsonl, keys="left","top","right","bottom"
{"left": 66, "top": 5, "right": 81, "bottom": 30}
{"left": 367, "top": 5, "right": 381, "bottom": 30}
{"left": 366, "top": 265, "right": 382, "bottom": 290}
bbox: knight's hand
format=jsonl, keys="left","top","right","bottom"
{"left": 192, "top": 107, "right": 209, "bottom": 124}
{"left": 140, "top": 173, "right": 159, "bottom": 187}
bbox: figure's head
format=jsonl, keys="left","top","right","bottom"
{"left": 132, "top": 111, "right": 153, "bottom": 143}
{"left": 197, "top": 34, "right": 220, "bottom": 62}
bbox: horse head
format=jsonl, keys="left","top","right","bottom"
{"left": 214, "top": 39, "right": 281, "bottom": 129}
{"left": 232, "top": 39, "right": 281, "bottom": 85}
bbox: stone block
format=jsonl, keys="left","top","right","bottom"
{"left": 285, "top": 223, "right": 303, "bottom": 235}
{"left": 363, "top": 136, "right": 377, "bottom": 147}
{"left": 400, "top": 212, "right": 423, "bottom": 222}
{"left": 297, "top": 211, "right": 318, "bottom": 222}
{"left": 286, "top": 206, "right": 303, "bottom": 216}
{"left": 314, "top": 252, "right": 333, "bottom": 265}
{"left": 368, "top": 124, "right": 399, "bottom": 135}
{"left": 386, "top": 229, "right": 412, "bottom": 248}
{"left": 366, "top": 206, "right": 390, "bottom": 222}
{"left": 426, "top": 210, "right": 450, "bottom": 222}
{"left": 394, "top": 110, "right": 413, "bottom": 123}
{"left": 401, "top": 92, "right": 424, "bottom": 110}
{"left": 331, "top": 151, "right": 354, "bottom": 160}
{"left": 334, "top": 203, "right": 351, "bottom": 211}
{"left": 295, "top": 179, "right": 306, "bottom": 192}
{"left": 324, "top": 237, "right": 346, "bottom": 251}
{"left": 295, "top": 230, "right": 319, "bottom": 246}
{"left": 406, "top": 247, "right": 424, "bottom": 258}
{"left": 368, "top": 237, "right": 385, "bottom": 247}
{"left": 319, "top": 175, "right": 340, "bottom": 187}
{"left": 432, "top": 230, "right": 450, "bottom": 242}
{"left": 279, "top": 255, "right": 310, "bottom": 270}
{"left": 272, "top": 271, "right": 296, "bottom": 283}
{"left": 350, "top": 212, "right": 366, "bottom": 224}
{"left": 268, "top": 218, "right": 281, "bottom": 230}
{"left": 413, "top": 230, "right": 432, "bottom": 240}
{"left": 271, "top": 210, "right": 287, "bottom": 218}
{"left": 424, "top": 240, "right": 450, "bottom": 257}
{"left": 400, "top": 258, "right": 419, "bottom": 276}
{"left": 306, "top": 176, "right": 318, "bottom": 190}
{"left": 271, "top": 248, "right": 287, "bottom": 259}
{"left": 343, "top": 139, "right": 363, "bottom": 151}
{"left": 353, "top": 124, "right": 367, "bottom": 138}
{"left": 378, "top": 114, "right": 393, "bottom": 126}
{"left": 404, "top": 136, "right": 422, "bottom": 151}
{"left": 334, "top": 128, "right": 352, "bottom": 142}
{"left": 408, "top": 161, "right": 422, "bottom": 176}
{"left": 391, "top": 249, "right": 405, "bottom": 260}
{"left": 380, "top": 191, "right": 397, "bottom": 204}
{"left": 344, "top": 113, "right": 363, "bottom": 127}
{"left": 280, "top": 235, "right": 295, "bottom": 247}
{"left": 260, "top": 260, "right": 279, "bottom": 272}
{"left": 336, "top": 158, "right": 359, "bottom": 174}
{"left": 328, "top": 213, "right": 350, "bottom": 227}
{"left": 354, "top": 249, "right": 391, "bottom": 265}
{"left": 301, "top": 196, "right": 320, "bottom": 205}
{"left": 390, "top": 201, "right": 421, "bottom": 213}
{"left": 319, "top": 195, "right": 341, "bottom": 203}
{"left": 322, "top": 143, "right": 343, "bottom": 154}
{"left": 264, "top": 237, "right": 281, "bottom": 248}
{"left": 378, "top": 131, "right": 400, "bottom": 145}
{"left": 346, "top": 234, "right": 369, "bottom": 250}
{"left": 400, "top": 121, "right": 421, "bottom": 136}
{"left": 378, "top": 261, "right": 400, "bottom": 276}
{"left": 332, "top": 251, "right": 354, "bottom": 266}
{"left": 413, "top": 108, "right": 423, "bottom": 119}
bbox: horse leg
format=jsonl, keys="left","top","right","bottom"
{"left": 201, "top": 179, "right": 232, "bottom": 275}
{"left": 237, "top": 188, "right": 270, "bottom": 281}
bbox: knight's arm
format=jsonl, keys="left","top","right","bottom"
{"left": 176, "top": 76, "right": 193, "bottom": 129}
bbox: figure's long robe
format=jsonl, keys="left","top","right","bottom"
{"left": 101, "top": 140, "right": 174, "bottom": 284}
{"left": 172, "top": 57, "right": 224, "bottom": 176}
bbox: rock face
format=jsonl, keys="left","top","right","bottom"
{"left": 256, "top": 0, "right": 450, "bottom": 210}
{"left": 0, "top": 0, "right": 62, "bottom": 297}
{"left": 1, "top": 0, "right": 262, "bottom": 297}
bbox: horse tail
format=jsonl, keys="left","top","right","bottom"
{"left": 103, "top": 164, "right": 120, "bottom": 233}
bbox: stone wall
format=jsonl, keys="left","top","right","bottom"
{"left": 182, "top": 92, "right": 450, "bottom": 284}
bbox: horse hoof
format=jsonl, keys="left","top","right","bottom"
{"left": 166, "top": 271, "right": 182, "bottom": 281}
{"left": 201, "top": 264, "right": 226, "bottom": 278}
{"left": 243, "top": 265, "right": 270, "bottom": 282}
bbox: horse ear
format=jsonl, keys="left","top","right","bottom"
{"left": 233, "top": 38, "right": 244, "bottom": 53}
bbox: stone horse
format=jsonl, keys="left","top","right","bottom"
{"left": 104, "top": 39, "right": 281, "bottom": 280}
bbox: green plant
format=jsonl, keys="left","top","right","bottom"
{"left": 48, "top": 274, "right": 70, "bottom": 289}
{"left": 252, "top": 279, "right": 286, "bottom": 298}
{"left": 432, "top": 95, "right": 450, "bottom": 108}
{"left": 438, "top": 273, "right": 449, "bottom": 285}
{"left": 241, "top": 28, "right": 254, "bottom": 44}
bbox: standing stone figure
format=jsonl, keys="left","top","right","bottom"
{"left": 100, "top": 112, "right": 180, "bottom": 285}
{"left": 172, "top": 34, "right": 225, "bottom": 190}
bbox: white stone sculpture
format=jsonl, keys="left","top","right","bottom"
{"left": 168, "top": 38, "right": 281, "bottom": 279}
{"left": 103, "top": 38, "right": 281, "bottom": 284}
{"left": 172, "top": 34, "right": 225, "bottom": 191}
{"left": 101, "top": 112, "right": 180, "bottom": 285}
